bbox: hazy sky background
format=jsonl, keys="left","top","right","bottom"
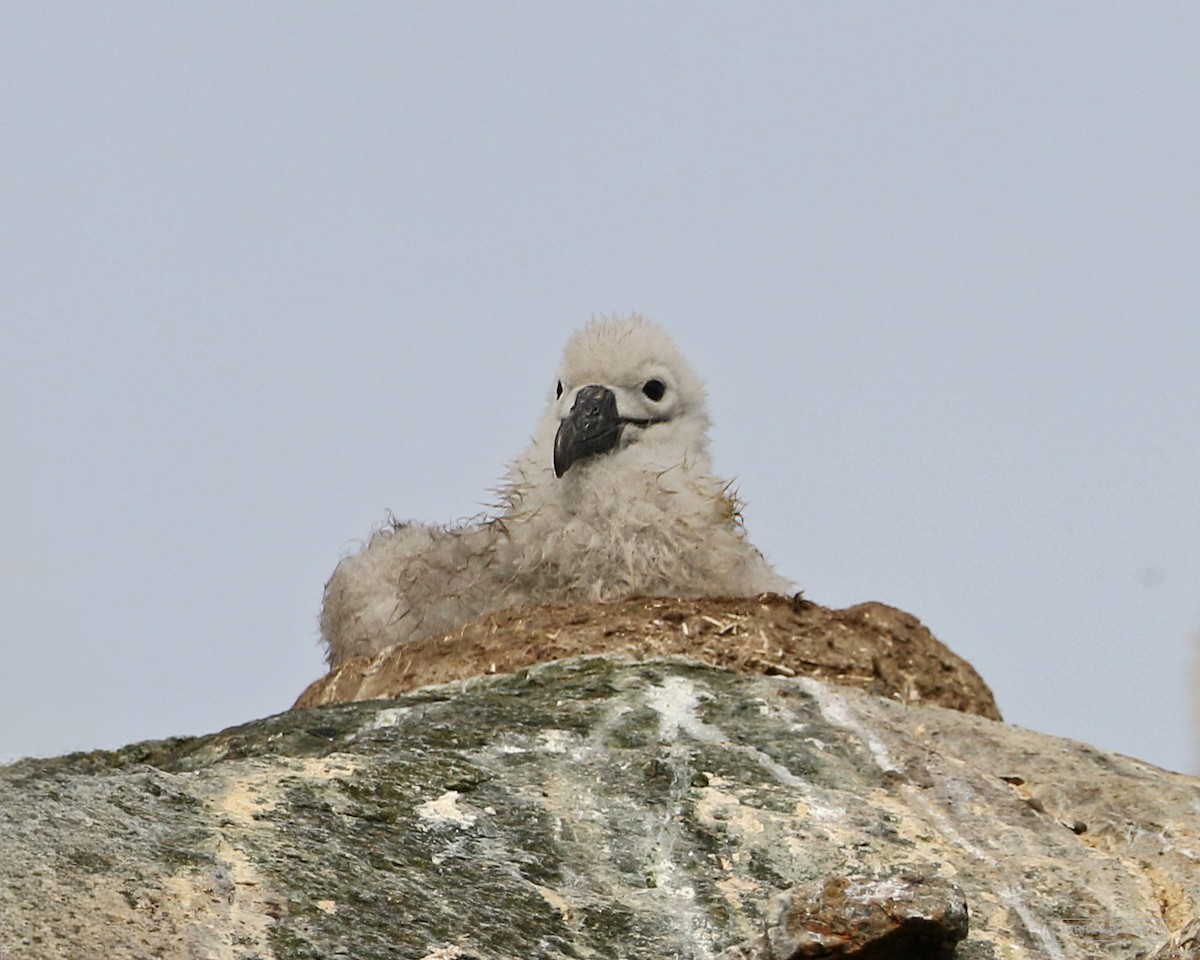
{"left": 2, "top": 5, "right": 1197, "bottom": 774}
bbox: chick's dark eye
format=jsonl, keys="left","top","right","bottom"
{"left": 642, "top": 379, "right": 666, "bottom": 402}
{"left": 556, "top": 380, "right": 563, "bottom": 398}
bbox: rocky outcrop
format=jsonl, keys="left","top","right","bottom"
{"left": 2, "top": 656, "right": 1197, "bottom": 959}
{"left": 295, "top": 595, "right": 1003, "bottom": 721}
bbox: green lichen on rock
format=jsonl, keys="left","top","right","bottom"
{"left": 2, "top": 655, "right": 1198, "bottom": 959}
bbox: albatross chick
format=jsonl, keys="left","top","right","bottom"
{"left": 320, "top": 315, "right": 792, "bottom": 667}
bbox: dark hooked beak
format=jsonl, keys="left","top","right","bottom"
{"left": 553, "top": 385, "right": 622, "bottom": 478}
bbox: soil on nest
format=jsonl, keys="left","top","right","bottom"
{"left": 294, "top": 594, "right": 1001, "bottom": 720}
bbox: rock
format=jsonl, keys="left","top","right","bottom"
{"left": 2, "top": 656, "right": 1197, "bottom": 959}
{"left": 1139, "top": 916, "right": 1200, "bottom": 960}
{"left": 718, "top": 867, "right": 969, "bottom": 959}
{"left": 294, "top": 595, "right": 1002, "bottom": 722}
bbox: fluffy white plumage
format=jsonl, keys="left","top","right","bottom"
{"left": 320, "top": 316, "right": 792, "bottom": 666}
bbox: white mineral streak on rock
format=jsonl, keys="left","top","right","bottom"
{"left": 416, "top": 790, "right": 477, "bottom": 828}
{"left": 644, "top": 675, "right": 723, "bottom": 741}
{"left": 795, "top": 676, "right": 900, "bottom": 773}
{"left": 536, "top": 728, "right": 575, "bottom": 754}
{"left": 416, "top": 947, "right": 467, "bottom": 960}
{"left": 1004, "top": 888, "right": 1068, "bottom": 960}
{"left": 360, "top": 706, "right": 409, "bottom": 731}
{"left": 633, "top": 676, "right": 714, "bottom": 957}
{"left": 647, "top": 675, "right": 813, "bottom": 792}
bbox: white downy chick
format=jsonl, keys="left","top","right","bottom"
{"left": 320, "top": 315, "right": 791, "bottom": 667}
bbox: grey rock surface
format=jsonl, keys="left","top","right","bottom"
{"left": 2, "top": 656, "right": 1198, "bottom": 959}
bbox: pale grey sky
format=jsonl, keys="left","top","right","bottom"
{"left": 2, "top": 4, "right": 1198, "bottom": 774}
